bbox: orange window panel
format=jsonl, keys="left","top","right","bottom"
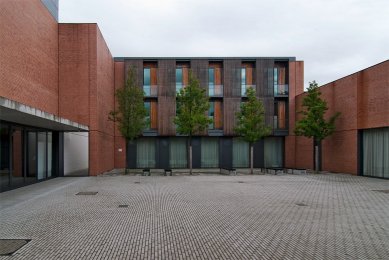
{"left": 214, "top": 101, "right": 223, "bottom": 129}
{"left": 214, "top": 67, "right": 222, "bottom": 85}
{"left": 150, "top": 67, "right": 158, "bottom": 85}
{"left": 246, "top": 67, "right": 253, "bottom": 85}
{"left": 151, "top": 101, "right": 158, "bottom": 129}
{"left": 182, "top": 67, "right": 189, "bottom": 85}
{"left": 278, "top": 101, "right": 286, "bottom": 129}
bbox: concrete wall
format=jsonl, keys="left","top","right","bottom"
{"left": 286, "top": 60, "right": 389, "bottom": 174}
{"left": 64, "top": 132, "right": 88, "bottom": 176}
{"left": 0, "top": 0, "right": 59, "bottom": 115}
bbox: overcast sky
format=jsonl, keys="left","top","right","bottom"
{"left": 59, "top": 0, "right": 389, "bottom": 89}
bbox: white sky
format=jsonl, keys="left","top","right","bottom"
{"left": 59, "top": 0, "right": 389, "bottom": 89}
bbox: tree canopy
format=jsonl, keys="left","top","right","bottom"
{"left": 174, "top": 70, "right": 211, "bottom": 136}
{"left": 109, "top": 67, "right": 147, "bottom": 141}
{"left": 294, "top": 81, "right": 340, "bottom": 141}
{"left": 235, "top": 87, "right": 271, "bottom": 144}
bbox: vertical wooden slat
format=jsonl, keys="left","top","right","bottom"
{"left": 191, "top": 59, "right": 208, "bottom": 89}
{"left": 223, "top": 97, "right": 241, "bottom": 135}
{"left": 158, "top": 59, "right": 176, "bottom": 97}
{"left": 223, "top": 59, "right": 241, "bottom": 97}
{"left": 158, "top": 96, "right": 176, "bottom": 136}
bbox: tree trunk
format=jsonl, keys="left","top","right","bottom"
{"left": 250, "top": 144, "right": 254, "bottom": 174}
{"left": 189, "top": 136, "right": 192, "bottom": 175}
{"left": 314, "top": 138, "right": 322, "bottom": 172}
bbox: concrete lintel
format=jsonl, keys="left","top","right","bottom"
{"left": 0, "top": 96, "right": 88, "bottom": 131}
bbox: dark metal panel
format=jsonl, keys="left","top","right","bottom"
{"left": 126, "top": 141, "right": 137, "bottom": 168}
{"left": 157, "top": 137, "right": 170, "bottom": 169}
{"left": 253, "top": 139, "right": 264, "bottom": 168}
{"left": 191, "top": 137, "right": 201, "bottom": 168}
{"left": 223, "top": 59, "right": 241, "bottom": 97}
{"left": 220, "top": 137, "right": 233, "bottom": 168}
{"left": 158, "top": 59, "right": 176, "bottom": 97}
{"left": 190, "top": 59, "right": 208, "bottom": 89}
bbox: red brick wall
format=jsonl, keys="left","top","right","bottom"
{"left": 114, "top": 61, "right": 127, "bottom": 169}
{"left": 0, "top": 0, "right": 58, "bottom": 115}
{"left": 357, "top": 61, "right": 389, "bottom": 129}
{"left": 285, "top": 61, "right": 304, "bottom": 168}
{"left": 59, "top": 24, "right": 91, "bottom": 125}
{"left": 90, "top": 27, "right": 115, "bottom": 175}
{"left": 59, "top": 23, "right": 115, "bottom": 176}
{"left": 287, "top": 60, "right": 389, "bottom": 174}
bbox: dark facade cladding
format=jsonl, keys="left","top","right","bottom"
{"left": 118, "top": 58, "right": 291, "bottom": 169}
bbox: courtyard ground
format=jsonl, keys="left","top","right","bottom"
{"left": 0, "top": 173, "right": 388, "bottom": 259}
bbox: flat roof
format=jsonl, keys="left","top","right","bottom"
{"left": 114, "top": 57, "right": 296, "bottom": 62}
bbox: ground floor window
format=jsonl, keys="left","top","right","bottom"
{"left": 0, "top": 122, "right": 56, "bottom": 191}
{"left": 137, "top": 138, "right": 156, "bottom": 168}
{"left": 170, "top": 138, "right": 187, "bottom": 168}
{"left": 363, "top": 127, "right": 389, "bottom": 178}
{"left": 201, "top": 138, "right": 219, "bottom": 168}
{"left": 233, "top": 138, "right": 249, "bottom": 168}
{"left": 264, "top": 137, "right": 283, "bottom": 168}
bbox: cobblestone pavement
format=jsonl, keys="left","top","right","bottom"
{"left": 1, "top": 173, "right": 388, "bottom": 259}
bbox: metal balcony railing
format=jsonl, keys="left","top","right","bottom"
{"left": 274, "top": 84, "right": 289, "bottom": 96}
{"left": 241, "top": 84, "right": 256, "bottom": 96}
{"left": 143, "top": 85, "right": 158, "bottom": 97}
{"left": 209, "top": 84, "right": 223, "bottom": 97}
{"left": 176, "top": 83, "right": 187, "bottom": 93}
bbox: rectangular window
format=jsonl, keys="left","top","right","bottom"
{"left": 144, "top": 101, "right": 158, "bottom": 130}
{"left": 264, "top": 137, "right": 283, "bottom": 168}
{"left": 201, "top": 138, "right": 219, "bottom": 167}
{"left": 241, "top": 68, "right": 246, "bottom": 96}
{"left": 176, "top": 68, "right": 183, "bottom": 92}
{"left": 208, "top": 101, "right": 223, "bottom": 130}
{"left": 143, "top": 68, "right": 151, "bottom": 96}
{"left": 170, "top": 138, "right": 187, "bottom": 168}
{"left": 233, "top": 138, "right": 249, "bottom": 168}
{"left": 209, "top": 68, "right": 215, "bottom": 96}
{"left": 136, "top": 138, "right": 156, "bottom": 168}
{"left": 363, "top": 127, "right": 389, "bottom": 178}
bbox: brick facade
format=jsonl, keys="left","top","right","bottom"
{"left": 0, "top": 0, "right": 58, "bottom": 115}
{"left": 285, "top": 60, "right": 389, "bottom": 174}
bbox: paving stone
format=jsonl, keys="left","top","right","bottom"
{"left": 0, "top": 174, "right": 388, "bottom": 259}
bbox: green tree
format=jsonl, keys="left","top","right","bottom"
{"left": 175, "top": 71, "right": 212, "bottom": 175}
{"left": 235, "top": 87, "right": 271, "bottom": 174}
{"left": 294, "top": 81, "right": 340, "bottom": 172}
{"left": 109, "top": 67, "right": 147, "bottom": 174}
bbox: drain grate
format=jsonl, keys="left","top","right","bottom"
{"left": 118, "top": 205, "right": 129, "bottom": 208}
{"left": 237, "top": 181, "right": 245, "bottom": 183}
{"left": 296, "top": 203, "right": 308, "bottom": 207}
{"left": 76, "top": 192, "right": 98, "bottom": 195}
{"left": 134, "top": 182, "right": 140, "bottom": 184}
{"left": 373, "top": 190, "right": 389, "bottom": 194}
{"left": 0, "top": 239, "right": 30, "bottom": 256}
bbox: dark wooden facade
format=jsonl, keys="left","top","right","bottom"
{"left": 121, "top": 57, "right": 292, "bottom": 137}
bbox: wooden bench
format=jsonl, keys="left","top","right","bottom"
{"left": 143, "top": 168, "right": 150, "bottom": 176}
{"left": 220, "top": 167, "right": 237, "bottom": 176}
{"left": 164, "top": 169, "right": 172, "bottom": 176}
